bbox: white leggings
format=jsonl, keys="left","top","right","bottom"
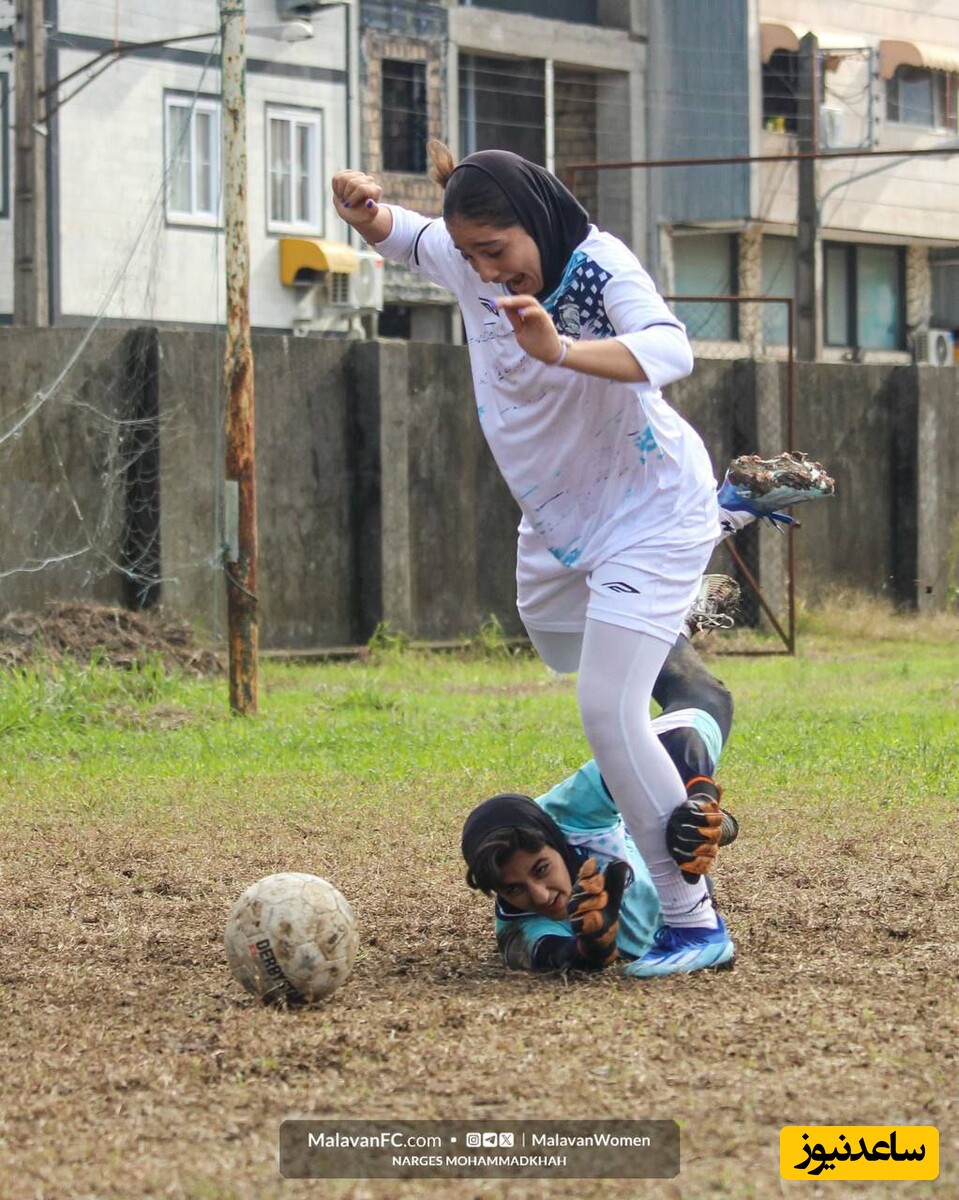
{"left": 529, "top": 622, "right": 714, "bottom": 927}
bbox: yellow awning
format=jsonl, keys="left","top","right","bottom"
{"left": 879, "top": 39, "right": 959, "bottom": 79}
{"left": 279, "top": 238, "right": 359, "bottom": 285}
{"left": 761, "top": 22, "right": 872, "bottom": 63}
{"left": 761, "top": 22, "right": 806, "bottom": 62}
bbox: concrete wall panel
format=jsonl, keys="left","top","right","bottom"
{"left": 2, "top": 327, "right": 957, "bottom": 647}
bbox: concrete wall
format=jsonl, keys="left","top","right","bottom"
{"left": 1, "top": 327, "right": 956, "bottom": 646}
{"left": 0, "top": 327, "right": 131, "bottom": 611}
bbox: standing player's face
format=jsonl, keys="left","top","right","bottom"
{"left": 495, "top": 846, "right": 572, "bottom": 918}
{"left": 447, "top": 217, "right": 544, "bottom": 295}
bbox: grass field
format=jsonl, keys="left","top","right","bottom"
{"left": 1, "top": 599, "right": 956, "bottom": 1199}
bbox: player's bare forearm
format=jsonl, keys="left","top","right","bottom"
{"left": 496, "top": 294, "right": 648, "bottom": 383}
{"left": 562, "top": 338, "right": 648, "bottom": 383}
{"left": 331, "top": 170, "right": 394, "bottom": 245}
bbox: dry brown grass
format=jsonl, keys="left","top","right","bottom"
{"left": 1, "top": 794, "right": 954, "bottom": 1200}
{"left": 0, "top": 605, "right": 954, "bottom": 1198}
{"left": 0, "top": 602, "right": 222, "bottom": 674}
{"left": 798, "top": 589, "right": 959, "bottom": 644}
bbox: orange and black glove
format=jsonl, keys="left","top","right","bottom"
{"left": 665, "top": 777, "right": 739, "bottom": 883}
{"left": 566, "top": 857, "right": 634, "bottom": 968}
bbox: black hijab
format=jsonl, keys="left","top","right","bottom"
{"left": 450, "top": 150, "right": 590, "bottom": 300}
{"left": 461, "top": 792, "right": 580, "bottom": 883}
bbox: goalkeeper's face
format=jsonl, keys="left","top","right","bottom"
{"left": 495, "top": 846, "right": 573, "bottom": 918}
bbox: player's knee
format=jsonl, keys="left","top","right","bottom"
{"left": 702, "top": 677, "right": 734, "bottom": 740}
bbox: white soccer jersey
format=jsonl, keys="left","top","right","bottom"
{"left": 376, "top": 206, "right": 719, "bottom": 572}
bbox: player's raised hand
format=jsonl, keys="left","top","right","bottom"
{"left": 331, "top": 170, "right": 392, "bottom": 242}
{"left": 567, "top": 857, "right": 633, "bottom": 968}
{"left": 495, "top": 295, "right": 568, "bottom": 366}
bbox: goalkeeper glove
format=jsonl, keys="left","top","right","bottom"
{"left": 666, "top": 777, "right": 739, "bottom": 884}
{"left": 566, "top": 857, "right": 634, "bottom": 968}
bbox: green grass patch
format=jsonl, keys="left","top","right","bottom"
{"left": 0, "top": 613, "right": 956, "bottom": 826}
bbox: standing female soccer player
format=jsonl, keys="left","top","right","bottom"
{"left": 333, "top": 144, "right": 731, "bottom": 975}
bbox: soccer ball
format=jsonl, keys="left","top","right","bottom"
{"left": 225, "top": 872, "right": 359, "bottom": 1005}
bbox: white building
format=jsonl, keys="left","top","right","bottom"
{"left": 0, "top": 0, "right": 359, "bottom": 331}
{"left": 3, "top": 0, "right": 958, "bottom": 359}
{"left": 648, "top": 0, "right": 959, "bottom": 361}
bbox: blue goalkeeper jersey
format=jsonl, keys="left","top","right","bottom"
{"left": 493, "top": 706, "right": 724, "bottom": 970}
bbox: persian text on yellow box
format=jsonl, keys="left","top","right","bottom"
{"left": 780, "top": 1126, "right": 938, "bottom": 1181}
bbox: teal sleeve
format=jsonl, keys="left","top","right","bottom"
{"left": 495, "top": 914, "right": 573, "bottom": 971}
{"left": 536, "top": 761, "right": 617, "bottom": 831}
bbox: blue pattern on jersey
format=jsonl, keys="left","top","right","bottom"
{"left": 548, "top": 544, "right": 582, "bottom": 568}
{"left": 631, "top": 423, "right": 664, "bottom": 466}
{"left": 541, "top": 251, "right": 615, "bottom": 340}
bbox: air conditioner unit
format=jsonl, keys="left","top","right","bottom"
{"left": 915, "top": 328, "right": 955, "bottom": 366}
{"left": 348, "top": 250, "right": 384, "bottom": 312}
{"left": 819, "top": 105, "right": 844, "bottom": 149}
{"left": 312, "top": 252, "right": 384, "bottom": 313}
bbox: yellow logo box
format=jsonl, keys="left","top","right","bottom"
{"left": 780, "top": 1126, "right": 938, "bottom": 1181}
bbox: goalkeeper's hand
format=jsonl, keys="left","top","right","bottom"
{"left": 666, "top": 777, "right": 739, "bottom": 884}
{"left": 566, "top": 857, "right": 633, "bottom": 968}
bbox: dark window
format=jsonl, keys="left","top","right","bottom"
{"left": 460, "top": 0, "right": 598, "bottom": 23}
{"left": 459, "top": 54, "right": 545, "bottom": 164}
{"left": 377, "top": 305, "right": 412, "bottom": 339}
{"left": 824, "top": 242, "right": 904, "bottom": 350}
{"left": 762, "top": 50, "right": 801, "bottom": 133}
{"left": 887, "top": 66, "right": 957, "bottom": 131}
{"left": 382, "top": 60, "right": 428, "bottom": 174}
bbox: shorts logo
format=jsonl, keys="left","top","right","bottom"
{"left": 604, "top": 581, "right": 640, "bottom": 593}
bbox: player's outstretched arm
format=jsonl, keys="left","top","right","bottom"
{"left": 567, "top": 858, "right": 634, "bottom": 967}
{"left": 496, "top": 295, "right": 648, "bottom": 382}
{"left": 331, "top": 170, "right": 394, "bottom": 245}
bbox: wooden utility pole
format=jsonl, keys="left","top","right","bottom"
{"left": 796, "top": 32, "right": 822, "bottom": 362}
{"left": 13, "top": 0, "right": 49, "bottom": 326}
{"left": 221, "top": 0, "right": 258, "bottom": 714}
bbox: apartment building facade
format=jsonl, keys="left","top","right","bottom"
{"left": 2, "top": 0, "right": 957, "bottom": 362}
{"left": 648, "top": 0, "right": 959, "bottom": 362}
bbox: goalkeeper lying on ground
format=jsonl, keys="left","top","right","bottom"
{"left": 461, "top": 624, "right": 739, "bottom": 978}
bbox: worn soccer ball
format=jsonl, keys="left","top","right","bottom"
{"left": 225, "top": 872, "right": 359, "bottom": 1005}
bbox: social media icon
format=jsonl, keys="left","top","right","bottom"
{"left": 466, "top": 1132, "right": 481, "bottom": 1148}
{"left": 499, "top": 1132, "right": 514, "bottom": 1147}
{"left": 482, "top": 1132, "right": 497, "bottom": 1147}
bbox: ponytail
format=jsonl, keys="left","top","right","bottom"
{"left": 426, "top": 139, "right": 456, "bottom": 188}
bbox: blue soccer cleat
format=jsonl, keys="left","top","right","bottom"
{"left": 624, "top": 914, "right": 735, "bottom": 978}
{"left": 717, "top": 451, "right": 835, "bottom": 529}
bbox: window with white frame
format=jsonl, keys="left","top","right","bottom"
{"left": 761, "top": 235, "right": 796, "bottom": 345}
{"left": 165, "top": 93, "right": 221, "bottom": 225}
{"left": 886, "top": 66, "right": 958, "bottom": 132}
{"left": 672, "top": 233, "right": 739, "bottom": 341}
{"left": 267, "top": 107, "right": 323, "bottom": 233}
{"left": 824, "top": 242, "right": 904, "bottom": 350}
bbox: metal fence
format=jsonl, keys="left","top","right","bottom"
{"left": 668, "top": 295, "right": 798, "bottom": 654}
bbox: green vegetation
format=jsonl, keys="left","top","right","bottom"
{"left": 0, "top": 603, "right": 955, "bottom": 821}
